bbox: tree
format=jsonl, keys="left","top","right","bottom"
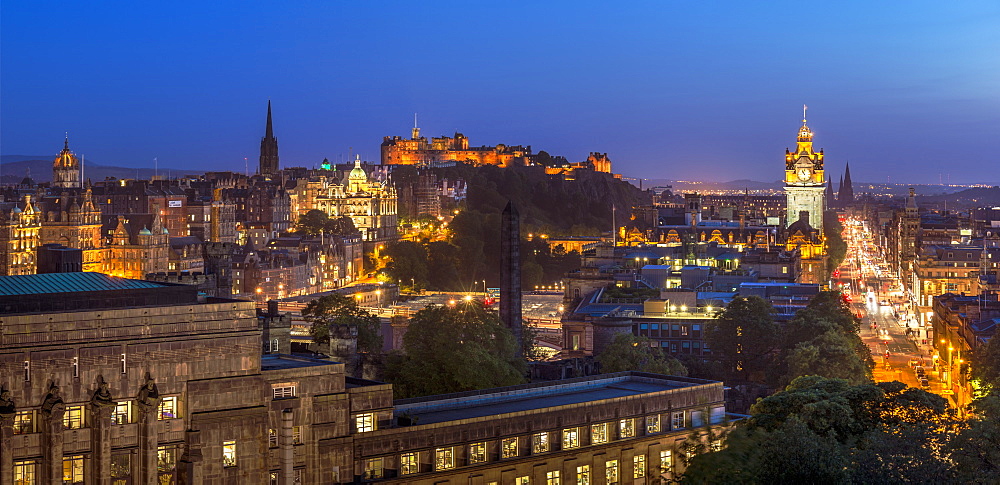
{"left": 384, "top": 302, "right": 526, "bottom": 398}
{"left": 948, "top": 395, "right": 1000, "bottom": 482}
{"left": 296, "top": 209, "right": 330, "bottom": 235}
{"left": 783, "top": 330, "right": 871, "bottom": 385}
{"left": 597, "top": 333, "right": 687, "bottom": 375}
{"left": 705, "top": 296, "right": 780, "bottom": 384}
{"left": 971, "top": 335, "right": 1000, "bottom": 396}
{"left": 303, "top": 294, "right": 381, "bottom": 355}
{"left": 383, "top": 240, "right": 429, "bottom": 290}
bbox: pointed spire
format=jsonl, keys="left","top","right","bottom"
{"left": 265, "top": 100, "right": 274, "bottom": 139}
{"left": 64, "top": 133, "right": 69, "bottom": 150}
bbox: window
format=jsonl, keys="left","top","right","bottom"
{"left": 562, "top": 427, "right": 580, "bottom": 449}
{"left": 111, "top": 454, "right": 132, "bottom": 482}
{"left": 660, "top": 450, "right": 673, "bottom": 474}
{"left": 605, "top": 459, "right": 619, "bottom": 484}
{"left": 222, "top": 440, "right": 237, "bottom": 467}
{"left": 434, "top": 447, "right": 454, "bottom": 470}
{"left": 14, "top": 460, "right": 36, "bottom": 485}
{"left": 515, "top": 477, "right": 530, "bottom": 485}
{"left": 576, "top": 465, "right": 591, "bottom": 485}
{"left": 293, "top": 426, "right": 302, "bottom": 444}
{"left": 63, "top": 455, "right": 84, "bottom": 484}
{"left": 469, "top": 442, "right": 487, "bottom": 464}
{"left": 355, "top": 413, "right": 375, "bottom": 433}
{"left": 619, "top": 418, "right": 634, "bottom": 438}
{"left": 13, "top": 410, "right": 34, "bottom": 434}
{"left": 647, "top": 414, "right": 661, "bottom": 433}
{"left": 63, "top": 405, "right": 84, "bottom": 429}
{"left": 112, "top": 401, "right": 132, "bottom": 425}
{"left": 591, "top": 423, "right": 608, "bottom": 444}
{"left": 268, "top": 429, "right": 278, "bottom": 448}
{"left": 501, "top": 437, "right": 518, "bottom": 458}
{"left": 672, "top": 411, "right": 685, "bottom": 430}
{"left": 158, "top": 446, "right": 177, "bottom": 483}
{"left": 364, "top": 457, "right": 384, "bottom": 479}
{"left": 158, "top": 396, "right": 178, "bottom": 420}
{"left": 272, "top": 385, "right": 296, "bottom": 400}
{"left": 400, "top": 452, "right": 418, "bottom": 475}
{"left": 681, "top": 326, "right": 689, "bottom": 336}
{"left": 633, "top": 454, "right": 646, "bottom": 478}
{"left": 546, "top": 470, "right": 561, "bottom": 485}
{"left": 532, "top": 432, "right": 549, "bottom": 453}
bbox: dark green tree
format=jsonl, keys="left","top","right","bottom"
{"left": 597, "top": 333, "right": 688, "bottom": 375}
{"left": 296, "top": 209, "right": 331, "bottom": 235}
{"left": 383, "top": 240, "right": 429, "bottom": 290}
{"left": 303, "top": 294, "right": 381, "bottom": 354}
{"left": 784, "top": 330, "right": 871, "bottom": 385}
{"left": 971, "top": 335, "right": 1000, "bottom": 396}
{"left": 384, "top": 302, "right": 526, "bottom": 398}
{"left": 705, "top": 296, "right": 780, "bottom": 383}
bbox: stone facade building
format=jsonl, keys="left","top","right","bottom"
{"left": 381, "top": 123, "right": 533, "bottom": 168}
{"left": 0, "top": 196, "right": 41, "bottom": 276}
{"left": 0, "top": 273, "right": 730, "bottom": 485}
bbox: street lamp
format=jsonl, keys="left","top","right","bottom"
{"left": 375, "top": 289, "right": 382, "bottom": 309}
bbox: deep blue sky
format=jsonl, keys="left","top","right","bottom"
{"left": 2, "top": 1, "right": 998, "bottom": 184}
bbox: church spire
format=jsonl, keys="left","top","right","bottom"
{"left": 265, "top": 100, "right": 274, "bottom": 139}
{"left": 259, "top": 100, "right": 279, "bottom": 177}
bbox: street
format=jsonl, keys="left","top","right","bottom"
{"left": 835, "top": 217, "right": 949, "bottom": 396}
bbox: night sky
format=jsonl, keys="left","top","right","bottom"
{"left": 2, "top": 1, "right": 998, "bottom": 184}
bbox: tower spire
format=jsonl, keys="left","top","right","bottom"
{"left": 265, "top": 100, "right": 274, "bottom": 139}
{"left": 803, "top": 104, "right": 807, "bottom": 123}
{"left": 411, "top": 113, "right": 420, "bottom": 139}
{"left": 64, "top": 132, "right": 69, "bottom": 150}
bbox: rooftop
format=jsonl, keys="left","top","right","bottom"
{"left": 0, "top": 272, "right": 168, "bottom": 296}
{"left": 261, "top": 353, "right": 340, "bottom": 371}
{"left": 394, "top": 372, "right": 720, "bottom": 425}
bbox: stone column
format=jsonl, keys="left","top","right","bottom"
{"left": 135, "top": 376, "right": 161, "bottom": 485}
{"left": 178, "top": 429, "right": 203, "bottom": 485}
{"left": 40, "top": 385, "right": 65, "bottom": 485}
{"left": 280, "top": 409, "right": 294, "bottom": 485}
{"left": 1, "top": 388, "right": 14, "bottom": 485}
{"left": 89, "top": 378, "right": 115, "bottom": 485}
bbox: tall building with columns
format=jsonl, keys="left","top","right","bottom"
{"left": 783, "top": 109, "right": 826, "bottom": 235}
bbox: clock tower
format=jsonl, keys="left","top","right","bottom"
{"left": 784, "top": 107, "right": 825, "bottom": 235}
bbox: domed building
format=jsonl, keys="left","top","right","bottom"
{"left": 53, "top": 136, "right": 81, "bottom": 189}
{"left": 314, "top": 155, "right": 398, "bottom": 247}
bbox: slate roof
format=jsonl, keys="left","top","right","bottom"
{"left": 0, "top": 272, "right": 167, "bottom": 297}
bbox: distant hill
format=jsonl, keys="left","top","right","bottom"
{"left": 0, "top": 155, "right": 204, "bottom": 185}
{"left": 919, "top": 187, "right": 1000, "bottom": 208}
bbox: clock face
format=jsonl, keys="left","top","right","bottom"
{"left": 797, "top": 168, "right": 811, "bottom": 181}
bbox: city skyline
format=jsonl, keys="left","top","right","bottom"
{"left": 2, "top": 1, "right": 998, "bottom": 185}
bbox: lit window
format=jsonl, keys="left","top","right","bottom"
{"left": 355, "top": 413, "right": 375, "bottom": 433}
{"left": 272, "top": 385, "right": 296, "bottom": 400}
{"left": 112, "top": 401, "right": 132, "bottom": 425}
{"left": 591, "top": 423, "right": 608, "bottom": 444}
{"left": 619, "top": 418, "right": 634, "bottom": 438}
{"left": 435, "top": 447, "right": 455, "bottom": 470}
{"left": 633, "top": 454, "right": 646, "bottom": 478}
{"left": 647, "top": 414, "right": 660, "bottom": 434}
{"left": 605, "top": 459, "right": 619, "bottom": 484}
{"left": 13, "top": 410, "right": 34, "bottom": 434}
{"left": 672, "top": 411, "right": 685, "bottom": 430}
{"left": 222, "top": 440, "right": 237, "bottom": 467}
{"left": 515, "top": 477, "right": 530, "bottom": 485}
{"left": 576, "top": 465, "right": 591, "bottom": 485}
{"left": 660, "top": 450, "right": 673, "bottom": 474}
{"left": 469, "top": 442, "right": 487, "bottom": 464}
{"left": 546, "top": 470, "right": 561, "bottom": 485}
{"left": 501, "top": 437, "right": 518, "bottom": 458}
{"left": 158, "top": 396, "right": 178, "bottom": 420}
{"left": 14, "top": 461, "right": 36, "bottom": 485}
{"left": 364, "top": 457, "right": 384, "bottom": 479}
{"left": 532, "top": 432, "right": 549, "bottom": 454}
{"left": 268, "top": 429, "right": 278, "bottom": 448}
{"left": 562, "top": 427, "right": 580, "bottom": 449}
{"left": 63, "top": 405, "right": 85, "bottom": 429}
{"left": 111, "top": 454, "right": 132, "bottom": 481}
{"left": 400, "top": 452, "right": 418, "bottom": 475}
{"left": 63, "top": 455, "right": 84, "bottom": 484}
{"left": 157, "top": 446, "right": 177, "bottom": 482}
{"left": 293, "top": 426, "right": 302, "bottom": 445}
